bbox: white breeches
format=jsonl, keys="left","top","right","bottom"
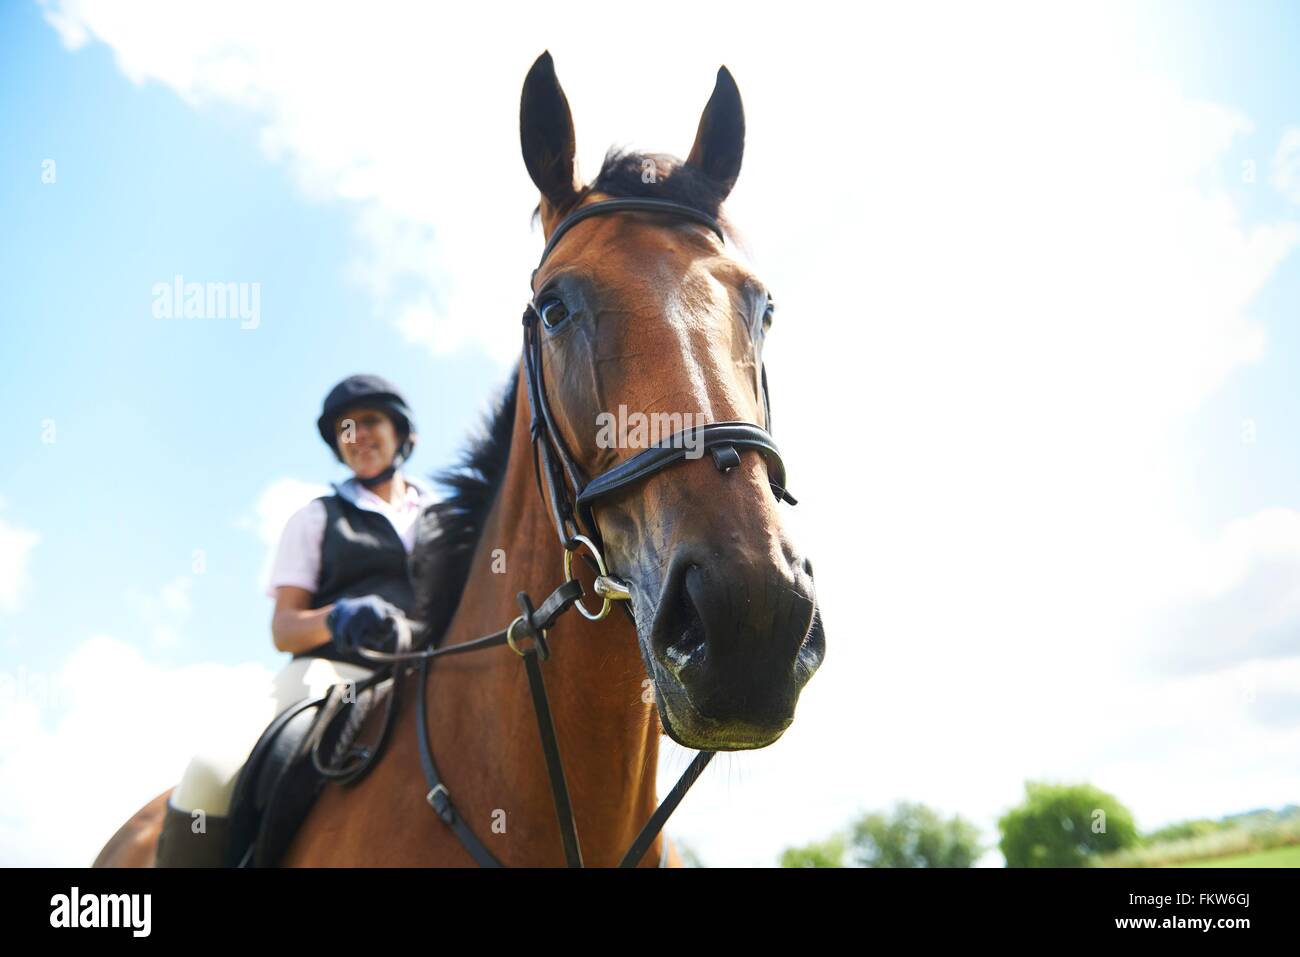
{"left": 169, "top": 657, "right": 375, "bottom": 817}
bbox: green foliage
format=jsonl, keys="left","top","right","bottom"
{"left": 780, "top": 834, "right": 848, "bottom": 868}
{"left": 999, "top": 781, "right": 1139, "bottom": 867}
{"left": 782, "top": 801, "right": 981, "bottom": 867}
{"left": 1143, "top": 818, "right": 1224, "bottom": 845}
{"left": 851, "top": 801, "right": 982, "bottom": 868}
{"left": 1100, "top": 808, "right": 1300, "bottom": 867}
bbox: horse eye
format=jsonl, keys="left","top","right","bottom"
{"left": 762, "top": 299, "right": 775, "bottom": 330}
{"left": 539, "top": 298, "right": 570, "bottom": 330}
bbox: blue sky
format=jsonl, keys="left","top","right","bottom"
{"left": 0, "top": 3, "right": 503, "bottom": 676}
{"left": 3, "top": 1, "right": 1300, "bottom": 867}
{"left": 1159, "top": 0, "right": 1300, "bottom": 529}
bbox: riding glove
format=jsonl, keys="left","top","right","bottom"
{"left": 327, "top": 595, "right": 403, "bottom": 655}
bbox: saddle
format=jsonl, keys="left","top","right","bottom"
{"left": 224, "top": 667, "right": 403, "bottom": 867}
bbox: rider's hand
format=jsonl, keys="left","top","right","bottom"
{"left": 326, "top": 595, "right": 403, "bottom": 655}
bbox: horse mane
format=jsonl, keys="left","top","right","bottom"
{"left": 410, "top": 372, "right": 518, "bottom": 645}
{"left": 413, "top": 149, "right": 728, "bottom": 645}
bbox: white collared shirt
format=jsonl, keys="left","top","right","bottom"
{"left": 265, "top": 474, "right": 434, "bottom": 598}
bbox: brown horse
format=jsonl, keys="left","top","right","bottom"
{"left": 95, "top": 51, "right": 823, "bottom": 868}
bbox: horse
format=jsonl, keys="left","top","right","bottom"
{"left": 94, "top": 50, "right": 823, "bottom": 868}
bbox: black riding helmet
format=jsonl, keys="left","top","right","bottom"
{"left": 317, "top": 374, "right": 416, "bottom": 489}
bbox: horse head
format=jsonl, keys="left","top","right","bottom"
{"left": 518, "top": 52, "right": 825, "bottom": 752}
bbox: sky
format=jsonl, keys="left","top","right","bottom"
{"left": 2, "top": 0, "right": 1299, "bottom": 867}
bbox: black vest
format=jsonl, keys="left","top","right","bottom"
{"left": 297, "top": 491, "right": 417, "bottom": 667}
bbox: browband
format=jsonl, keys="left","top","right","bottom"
{"left": 533, "top": 198, "right": 726, "bottom": 283}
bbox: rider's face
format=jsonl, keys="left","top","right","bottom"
{"left": 334, "top": 407, "right": 400, "bottom": 479}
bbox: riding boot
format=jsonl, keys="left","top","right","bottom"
{"left": 154, "top": 802, "right": 232, "bottom": 867}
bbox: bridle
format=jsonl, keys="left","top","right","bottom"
{"left": 523, "top": 198, "right": 797, "bottom": 617}
{"left": 341, "top": 196, "right": 798, "bottom": 868}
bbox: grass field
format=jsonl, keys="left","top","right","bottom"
{"left": 1178, "top": 844, "right": 1300, "bottom": 868}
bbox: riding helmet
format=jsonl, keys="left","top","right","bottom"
{"left": 316, "top": 374, "right": 416, "bottom": 484}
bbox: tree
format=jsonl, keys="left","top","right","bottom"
{"left": 998, "top": 781, "right": 1139, "bottom": 867}
{"left": 781, "top": 802, "right": 982, "bottom": 867}
{"left": 780, "top": 835, "right": 847, "bottom": 868}
{"left": 851, "top": 801, "right": 982, "bottom": 867}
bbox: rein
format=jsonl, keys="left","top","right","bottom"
{"left": 345, "top": 197, "right": 796, "bottom": 867}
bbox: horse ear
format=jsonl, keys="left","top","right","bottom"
{"left": 686, "top": 66, "right": 745, "bottom": 199}
{"left": 520, "top": 51, "right": 580, "bottom": 213}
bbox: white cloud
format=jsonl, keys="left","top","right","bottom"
{"left": 39, "top": 2, "right": 1300, "bottom": 864}
{"left": 0, "top": 518, "right": 41, "bottom": 614}
{"left": 1145, "top": 508, "right": 1300, "bottom": 675}
{"left": 0, "top": 635, "right": 274, "bottom": 866}
{"left": 1272, "top": 128, "right": 1300, "bottom": 204}
{"left": 236, "top": 477, "right": 330, "bottom": 594}
{"left": 657, "top": 14, "right": 1300, "bottom": 863}
{"left": 240, "top": 477, "right": 330, "bottom": 547}
{"left": 394, "top": 295, "right": 474, "bottom": 357}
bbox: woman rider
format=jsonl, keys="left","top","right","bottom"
{"left": 155, "top": 374, "right": 435, "bottom": 866}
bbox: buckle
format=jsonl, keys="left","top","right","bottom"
{"left": 426, "top": 784, "right": 454, "bottom": 824}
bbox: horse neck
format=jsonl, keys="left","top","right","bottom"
{"left": 428, "top": 363, "right": 663, "bottom": 866}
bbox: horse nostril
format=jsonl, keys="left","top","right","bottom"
{"left": 655, "top": 563, "right": 707, "bottom": 673}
